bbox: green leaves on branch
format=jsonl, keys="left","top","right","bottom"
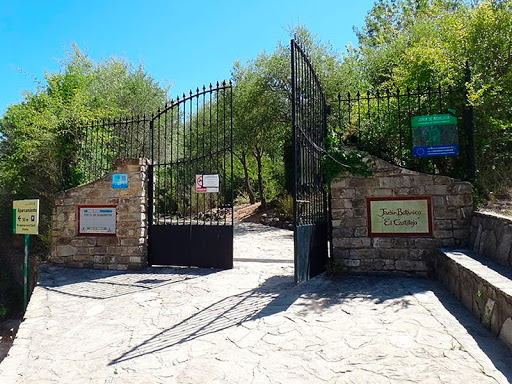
{"left": 322, "top": 150, "right": 371, "bottom": 186}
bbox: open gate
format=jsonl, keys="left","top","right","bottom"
{"left": 148, "top": 83, "right": 234, "bottom": 269}
{"left": 291, "top": 39, "right": 330, "bottom": 283}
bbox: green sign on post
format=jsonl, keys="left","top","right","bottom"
{"left": 411, "top": 113, "right": 459, "bottom": 157}
{"left": 13, "top": 199, "right": 40, "bottom": 310}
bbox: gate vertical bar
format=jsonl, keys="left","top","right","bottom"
{"left": 148, "top": 117, "right": 155, "bottom": 265}
{"left": 291, "top": 39, "right": 298, "bottom": 282}
{"left": 291, "top": 39, "right": 329, "bottom": 284}
{"left": 464, "top": 61, "right": 476, "bottom": 182}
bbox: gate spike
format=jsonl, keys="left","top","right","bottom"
{"left": 209, "top": 83, "right": 212, "bottom": 90}
{"left": 196, "top": 87, "right": 199, "bottom": 94}
{"left": 229, "top": 79, "right": 232, "bottom": 86}
{"left": 337, "top": 92, "right": 341, "bottom": 100}
{"left": 356, "top": 91, "right": 360, "bottom": 98}
{"left": 189, "top": 90, "right": 193, "bottom": 97}
{"left": 203, "top": 85, "right": 206, "bottom": 92}
{"left": 216, "top": 81, "right": 219, "bottom": 87}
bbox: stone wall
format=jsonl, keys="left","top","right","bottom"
{"left": 50, "top": 158, "right": 149, "bottom": 270}
{"left": 436, "top": 249, "right": 512, "bottom": 351}
{"left": 331, "top": 157, "right": 473, "bottom": 275}
{"left": 470, "top": 211, "right": 512, "bottom": 268}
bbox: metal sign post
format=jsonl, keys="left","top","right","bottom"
{"left": 23, "top": 235, "right": 30, "bottom": 310}
{"left": 12, "top": 199, "right": 40, "bottom": 310}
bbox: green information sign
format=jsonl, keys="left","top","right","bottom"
{"left": 367, "top": 197, "right": 432, "bottom": 236}
{"left": 411, "top": 113, "right": 459, "bottom": 157}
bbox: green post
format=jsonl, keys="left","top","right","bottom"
{"left": 24, "top": 234, "right": 30, "bottom": 310}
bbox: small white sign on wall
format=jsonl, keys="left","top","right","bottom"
{"left": 78, "top": 205, "right": 116, "bottom": 236}
{"left": 195, "top": 174, "right": 219, "bottom": 193}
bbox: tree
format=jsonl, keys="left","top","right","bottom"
{"left": 350, "top": 0, "right": 512, "bottom": 196}
{"left": 231, "top": 26, "right": 353, "bottom": 206}
{"left": 0, "top": 44, "right": 168, "bottom": 273}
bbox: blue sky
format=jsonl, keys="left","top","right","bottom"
{"left": 0, "top": 0, "right": 376, "bottom": 116}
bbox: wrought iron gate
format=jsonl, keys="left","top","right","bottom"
{"left": 148, "top": 82, "right": 234, "bottom": 269}
{"left": 291, "top": 39, "right": 329, "bottom": 283}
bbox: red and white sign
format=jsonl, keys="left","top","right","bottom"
{"left": 196, "top": 174, "right": 219, "bottom": 193}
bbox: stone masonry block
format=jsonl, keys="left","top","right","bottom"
{"left": 331, "top": 179, "right": 348, "bottom": 189}
{"left": 56, "top": 245, "right": 76, "bottom": 257}
{"left": 379, "top": 248, "right": 408, "bottom": 260}
{"left": 434, "top": 229, "right": 454, "bottom": 239}
{"left": 372, "top": 189, "right": 393, "bottom": 197}
{"left": 448, "top": 182, "right": 473, "bottom": 194}
{"left": 425, "top": 184, "right": 449, "bottom": 195}
{"left": 343, "top": 218, "right": 367, "bottom": 227}
{"left": 332, "top": 227, "right": 356, "bottom": 238}
{"left": 499, "top": 318, "right": 512, "bottom": 350}
{"left": 332, "top": 237, "right": 371, "bottom": 249}
{"left": 411, "top": 175, "right": 434, "bottom": 185}
{"left": 349, "top": 248, "right": 377, "bottom": 259}
{"left": 433, "top": 175, "right": 453, "bottom": 185}
{"left": 395, "top": 260, "right": 428, "bottom": 272}
{"left": 121, "top": 238, "right": 144, "bottom": 246}
{"left": 354, "top": 227, "right": 368, "bottom": 237}
{"left": 331, "top": 210, "right": 353, "bottom": 220}
{"left": 435, "top": 220, "right": 453, "bottom": 230}
{"left": 332, "top": 248, "right": 350, "bottom": 259}
{"left": 97, "top": 237, "right": 119, "bottom": 246}
{"left": 433, "top": 207, "right": 458, "bottom": 220}
{"left": 379, "top": 177, "right": 412, "bottom": 188}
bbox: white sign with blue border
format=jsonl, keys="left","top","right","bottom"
{"left": 112, "top": 173, "right": 129, "bottom": 189}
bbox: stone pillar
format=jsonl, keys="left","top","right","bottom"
{"left": 50, "top": 158, "right": 149, "bottom": 270}
{"left": 331, "top": 156, "right": 473, "bottom": 275}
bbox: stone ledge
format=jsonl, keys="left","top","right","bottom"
{"left": 436, "top": 248, "right": 512, "bottom": 350}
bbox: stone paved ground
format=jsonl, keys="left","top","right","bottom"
{"left": 1, "top": 222, "right": 512, "bottom": 383}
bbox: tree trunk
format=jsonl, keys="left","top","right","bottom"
{"left": 254, "top": 148, "right": 266, "bottom": 208}
{"left": 239, "top": 151, "right": 256, "bottom": 204}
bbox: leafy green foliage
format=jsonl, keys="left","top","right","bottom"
{"left": 0, "top": 44, "right": 167, "bottom": 279}
{"left": 322, "top": 150, "right": 372, "bottom": 186}
{"left": 346, "top": 0, "right": 512, "bottom": 197}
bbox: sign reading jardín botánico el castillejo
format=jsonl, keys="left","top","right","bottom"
{"left": 367, "top": 196, "right": 433, "bottom": 237}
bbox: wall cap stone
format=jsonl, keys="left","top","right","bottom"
{"left": 475, "top": 210, "right": 512, "bottom": 224}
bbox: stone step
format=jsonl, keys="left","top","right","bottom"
{"left": 436, "top": 248, "right": 512, "bottom": 350}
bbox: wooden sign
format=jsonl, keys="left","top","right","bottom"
{"left": 367, "top": 196, "right": 433, "bottom": 237}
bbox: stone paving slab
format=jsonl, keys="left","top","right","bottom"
{"left": 1, "top": 223, "right": 512, "bottom": 383}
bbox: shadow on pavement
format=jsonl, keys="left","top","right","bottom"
{"left": 109, "top": 274, "right": 435, "bottom": 365}
{"left": 110, "top": 273, "right": 512, "bottom": 381}
{"left": 39, "top": 265, "right": 217, "bottom": 300}
{"left": 426, "top": 279, "right": 512, "bottom": 382}
{"left": 109, "top": 274, "right": 297, "bottom": 364}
